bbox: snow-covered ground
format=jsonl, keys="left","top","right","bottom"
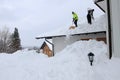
{"left": 0, "top": 40, "right": 120, "bottom": 80}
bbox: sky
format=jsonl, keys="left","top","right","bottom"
{"left": 0, "top": 0, "right": 104, "bottom": 47}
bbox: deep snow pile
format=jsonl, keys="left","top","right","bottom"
{"left": 0, "top": 40, "right": 120, "bottom": 80}
{"left": 37, "top": 14, "right": 106, "bottom": 37}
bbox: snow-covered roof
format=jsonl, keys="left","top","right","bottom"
{"left": 46, "top": 41, "right": 52, "bottom": 50}
{"left": 36, "top": 14, "right": 107, "bottom": 39}
{"left": 39, "top": 40, "right": 52, "bottom": 50}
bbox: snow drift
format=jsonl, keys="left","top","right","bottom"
{"left": 0, "top": 40, "right": 120, "bottom": 80}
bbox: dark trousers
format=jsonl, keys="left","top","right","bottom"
{"left": 87, "top": 14, "right": 92, "bottom": 24}
{"left": 74, "top": 20, "right": 78, "bottom": 27}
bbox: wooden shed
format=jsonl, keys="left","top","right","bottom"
{"left": 39, "top": 41, "right": 53, "bottom": 57}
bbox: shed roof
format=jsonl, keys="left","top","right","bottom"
{"left": 40, "top": 41, "right": 52, "bottom": 50}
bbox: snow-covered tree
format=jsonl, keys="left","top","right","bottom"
{"left": 9, "top": 27, "right": 21, "bottom": 53}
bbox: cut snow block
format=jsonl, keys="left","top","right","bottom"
{"left": 69, "top": 26, "right": 76, "bottom": 30}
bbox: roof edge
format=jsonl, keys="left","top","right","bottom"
{"left": 94, "top": 2, "right": 105, "bottom": 13}
{"left": 94, "top": 0, "right": 104, "bottom": 3}
{"left": 36, "top": 31, "right": 106, "bottom": 39}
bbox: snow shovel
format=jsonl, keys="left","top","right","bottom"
{"left": 69, "top": 21, "right": 76, "bottom": 30}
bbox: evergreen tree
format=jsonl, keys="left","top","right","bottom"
{"left": 10, "top": 27, "right": 21, "bottom": 53}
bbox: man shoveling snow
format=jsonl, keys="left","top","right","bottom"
{"left": 69, "top": 11, "right": 79, "bottom": 29}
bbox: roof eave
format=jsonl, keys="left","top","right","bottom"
{"left": 94, "top": 0, "right": 105, "bottom": 13}
{"left": 36, "top": 31, "right": 106, "bottom": 39}
{"left": 94, "top": 2, "right": 105, "bottom": 13}
{"left": 95, "top": 0, "right": 104, "bottom": 3}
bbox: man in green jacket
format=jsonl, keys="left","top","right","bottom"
{"left": 72, "top": 11, "right": 78, "bottom": 27}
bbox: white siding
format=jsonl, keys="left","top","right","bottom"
{"left": 110, "top": 0, "right": 120, "bottom": 57}
{"left": 53, "top": 37, "right": 67, "bottom": 54}
{"left": 53, "top": 33, "right": 106, "bottom": 54}
{"left": 53, "top": 36, "right": 81, "bottom": 54}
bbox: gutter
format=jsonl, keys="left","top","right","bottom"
{"left": 45, "top": 38, "right": 54, "bottom": 56}
{"left": 107, "top": 0, "right": 112, "bottom": 59}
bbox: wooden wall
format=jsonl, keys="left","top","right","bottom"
{"left": 42, "top": 44, "right": 53, "bottom": 57}
{"left": 81, "top": 37, "right": 106, "bottom": 43}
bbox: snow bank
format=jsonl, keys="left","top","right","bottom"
{"left": 55, "top": 40, "right": 107, "bottom": 64}
{"left": 0, "top": 40, "right": 120, "bottom": 80}
{"left": 37, "top": 14, "right": 107, "bottom": 37}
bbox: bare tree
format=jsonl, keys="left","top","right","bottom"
{"left": 0, "top": 26, "right": 11, "bottom": 53}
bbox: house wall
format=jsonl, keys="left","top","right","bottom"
{"left": 53, "top": 33, "right": 106, "bottom": 54}
{"left": 109, "top": 0, "right": 120, "bottom": 57}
